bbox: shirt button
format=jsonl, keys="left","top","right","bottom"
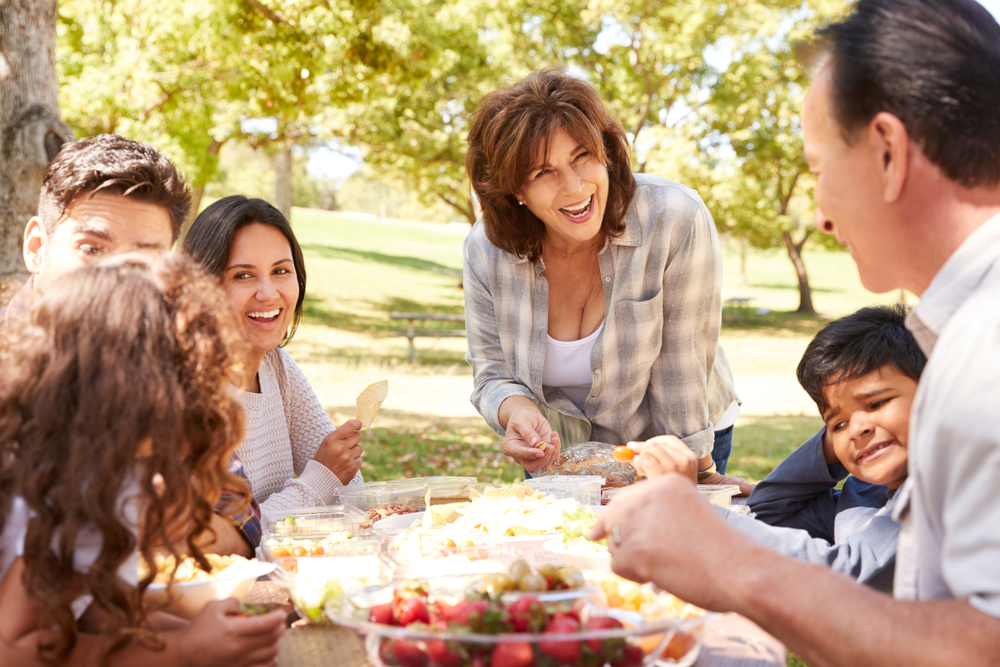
{"left": 604, "top": 276, "right": 611, "bottom": 282}
{"left": 594, "top": 369, "right": 601, "bottom": 375}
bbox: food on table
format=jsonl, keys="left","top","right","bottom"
{"left": 263, "top": 530, "right": 359, "bottom": 566}
{"left": 382, "top": 527, "right": 522, "bottom": 580}
{"left": 138, "top": 553, "right": 257, "bottom": 584}
{"left": 363, "top": 503, "right": 421, "bottom": 528}
{"left": 447, "top": 484, "right": 582, "bottom": 537}
{"left": 590, "top": 572, "right": 703, "bottom": 619}
{"left": 421, "top": 501, "right": 467, "bottom": 527}
{"left": 612, "top": 445, "right": 634, "bottom": 462}
{"left": 262, "top": 505, "right": 370, "bottom": 535}
{"left": 233, "top": 602, "right": 281, "bottom": 617}
{"left": 356, "top": 379, "right": 389, "bottom": 429}
{"left": 560, "top": 505, "right": 608, "bottom": 553}
{"left": 335, "top": 568, "right": 674, "bottom": 667}
{"left": 532, "top": 441, "right": 636, "bottom": 488}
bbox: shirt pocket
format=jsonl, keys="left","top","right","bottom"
{"left": 613, "top": 290, "right": 664, "bottom": 372}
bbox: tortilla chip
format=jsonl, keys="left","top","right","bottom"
{"left": 507, "top": 526, "right": 545, "bottom": 537}
{"left": 356, "top": 380, "right": 388, "bottom": 429}
{"left": 422, "top": 502, "right": 467, "bottom": 528}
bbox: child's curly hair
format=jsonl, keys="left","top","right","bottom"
{"left": 0, "top": 253, "right": 249, "bottom": 663}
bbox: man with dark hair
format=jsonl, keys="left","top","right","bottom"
{"left": 0, "top": 134, "right": 260, "bottom": 559}
{"left": 594, "top": 1, "right": 1000, "bottom": 663}
{"left": 0, "top": 134, "right": 190, "bottom": 326}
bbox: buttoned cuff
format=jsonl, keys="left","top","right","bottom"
{"left": 297, "top": 460, "right": 343, "bottom": 505}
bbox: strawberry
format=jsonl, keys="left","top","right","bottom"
{"left": 393, "top": 581, "right": 430, "bottom": 621}
{"left": 392, "top": 638, "right": 429, "bottom": 667}
{"left": 583, "top": 616, "right": 623, "bottom": 654}
{"left": 397, "top": 598, "right": 431, "bottom": 627}
{"left": 610, "top": 644, "right": 644, "bottom": 667}
{"left": 444, "top": 600, "right": 489, "bottom": 628}
{"left": 370, "top": 603, "right": 394, "bottom": 625}
{"left": 426, "top": 639, "right": 465, "bottom": 667}
{"left": 492, "top": 641, "right": 535, "bottom": 667}
{"left": 537, "top": 615, "right": 582, "bottom": 665}
{"left": 379, "top": 638, "right": 398, "bottom": 666}
{"left": 506, "top": 596, "right": 547, "bottom": 634}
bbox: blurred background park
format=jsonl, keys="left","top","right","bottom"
{"left": 3, "top": 0, "right": 1000, "bottom": 487}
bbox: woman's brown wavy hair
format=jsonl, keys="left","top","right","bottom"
{"left": 466, "top": 68, "right": 637, "bottom": 262}
{"left": 0, "top": 253, "right": 249, "bottom": 664}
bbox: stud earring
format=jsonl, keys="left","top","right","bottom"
{"left": 518, "top": 200, "right": 524, "bottom": 205}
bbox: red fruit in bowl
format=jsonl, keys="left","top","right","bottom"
{"left": 506, "top": 596, "right": 546, "bottom": 633}
{"left": 379, "top": 638, "right": 398, "bottom": 666}
{"left": 392, "top": 638, "right": 429, "bottom": 667}
{"left": 426, "top": 639, "right": 464, "bottom": 667}
{"left": 611, "top": 644, "right": 645, "bottom": 667}
{"left": 492, "top": 641, "right": 535, "bottom": 667}
{"left": 538, "top": 615, "right": 582, "bottom": 665}
{"left": 583, "top": 616, "right": 623, "bottom": 653}
{"left": 371, "top": 603, "right": 395, "bottom": 625}
{"left": 397, "top": 598, "right": 431, "bottom": 627}
{"left": 445, "top": 600, "right": 489, "bottom": 629}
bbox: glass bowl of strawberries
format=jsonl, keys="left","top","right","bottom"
{"left": 326, "top": 570, "right": 711, "bottom": 667}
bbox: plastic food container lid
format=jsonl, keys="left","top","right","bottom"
{"left": 262, "top": 505, "right": 369, "bottom": 535}
{"left": 525, "top": 475, "right": 605, "bottom": 505}
{"left": 337, "top": 485, "right": 429, "bottom": 511}
{"left": 697, "top": 484, "right": 742, "bottom": 506}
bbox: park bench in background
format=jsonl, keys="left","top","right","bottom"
{"left": 390, "top": 312, "right": 466, "bottom": 361}
{"left": 724, "top": 296, "right": 754, "bottom": 320}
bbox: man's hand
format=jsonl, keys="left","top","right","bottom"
{"left": 590, "top": 474, "right": 757, "bottom": 611}
{"left": 313, "top": 419, "right": 364, "bottom": 485}
{"left": 502, "top": 408, "right": 561, "bottom": 473}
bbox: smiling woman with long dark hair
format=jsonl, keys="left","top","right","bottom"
{"left": 464, "top": 69, "right": 742, "bottom": 483}
{"left": 184, "top": 196, "right": 364, "bottom": 523}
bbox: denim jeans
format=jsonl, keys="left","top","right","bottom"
{"left": 711, "top": 425, "right": 735, "bottom": 475}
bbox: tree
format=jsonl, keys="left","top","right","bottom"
{"left": 336, "top": 0, "right": 519, "bottom": 224}
{"left": 692, "top": 1, "right": 845, "bottom": 315}
{"left": 0, "top": 0, "right": 73, "bottom": 301}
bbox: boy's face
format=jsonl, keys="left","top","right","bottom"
{"left": 821, "top": 366, "right": 916, "bottom": 490}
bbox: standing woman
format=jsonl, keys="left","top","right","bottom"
{"left": 464, "top": 69, "right": 741, "bottom": 482}
{"left": 184, "top": 197, "right": 364, "bottom": 520}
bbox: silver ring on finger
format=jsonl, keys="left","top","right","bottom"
{"left": 612, "top": 524, "right": 624, "bottom": 547}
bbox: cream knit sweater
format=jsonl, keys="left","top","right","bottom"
{"left": 231, "top": 347, "right": 363, "bottom": 521}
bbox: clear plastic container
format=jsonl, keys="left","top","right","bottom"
{"left": 326, "top": 574, "right": 713, "bottom": 667}
{"left": 601, "top": 486, "right": 629, "bottom": 505}
{"left": 268, "top": 535, "right": 385, "bottom": 624}
{"left": 722, "top": 504, "right": 755, "bottom": 518}
{"left": 696, "top": 484, "right": 742, "bottom": 506}
{"left": 262, "top": 505, "right": 369, "bottom": 535}
{"left": 526, "top": 475, "right": 605, "bottom": 506}
{"left": 380, "top": 528, "right": 523, "bottom": 580}
{"left": 337, "top": 485, "right": 428, "bottom": 527}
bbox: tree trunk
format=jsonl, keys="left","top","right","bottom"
{"left": 274, "top": 140, "right": 293, "bottom": 222}
{"left": 178, "top": 138, "right": 224, "bottom": 243}
{"left": 782, "top": 230, "right": 817, "bottom": 316}
{"left": 739, "top": 240, "right": 749, "bottom": 286}
{"left": 0, "top": 0, "right": 73, "bottom": 304}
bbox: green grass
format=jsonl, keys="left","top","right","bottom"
{"left": 285, "top": 209, "right": 875, "bottom": 485}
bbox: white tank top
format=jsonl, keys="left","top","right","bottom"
{"left": 542, "top": 321, "right": 604, "bottom": 411}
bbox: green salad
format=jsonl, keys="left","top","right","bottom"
{"left": 560, "top": 505, "right": 608, "bottom": 553}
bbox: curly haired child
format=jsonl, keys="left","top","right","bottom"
{"left": 0, "top": 254, "right": 285, "bottom": 666}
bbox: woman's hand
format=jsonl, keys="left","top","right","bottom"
{"left": 628, "top": 436, "right": 756, "bottom": 496}
{"left": 502, "top": 407, "right": 562, "bottom": 473}
{"left": 176, "top": 599, "right": 285, "bottom": 667}
{"left": 313, "top": 419, "right": 364, "bottom": 484}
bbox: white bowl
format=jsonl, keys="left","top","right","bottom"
{"left": 373, "top": 511, "right": 425, "bottom": 530}
{"left": 542, "top": 538, "right": 611, "bottom": 572}
{"left": 144, "top": 560, "right": 276, "bottom": 619}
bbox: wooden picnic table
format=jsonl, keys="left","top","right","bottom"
{"left": 389, "top": 311, "right": 466, "bottom": 362}
{"left": 247, "top": 581, "right": 786, "bottom": 667}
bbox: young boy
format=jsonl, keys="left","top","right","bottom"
{"left": 631, "top": 304, "right": 924, "bottom": 592}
